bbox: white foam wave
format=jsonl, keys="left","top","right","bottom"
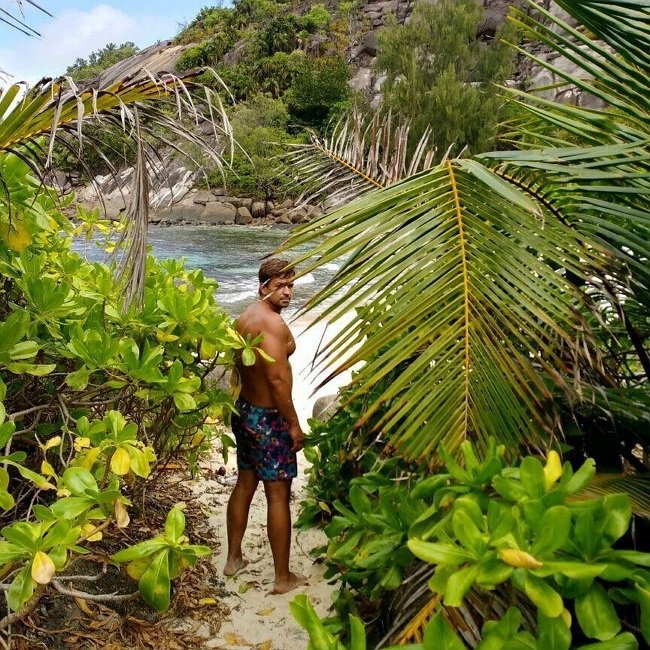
{"left": 220, "top": 290, "right": 256, "bottom": 303}
{"left": 322, "top": 263, "right": 339, "bottom": 271}
{"left": 295, "top": 273, "right": 315, "bottom": 285}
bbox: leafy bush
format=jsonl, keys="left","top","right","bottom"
{"left": 0, "top": 153, "right": 265, "bottom": 613}
{"left": 376, "top": 0, "right": 517, "bottom": 159}
{"left": 284, "top": 55, "right": 351, "bottom": 127}
{"left": 295, "top": 441, "right": 650, "bottom": 648}
{"left": 301, "top": 4, "right": 332, "bottom": 33}
{"left": 176, "top": 32, "right": 237, "bottom": 71}
{"left": 203, "top": 93, "right": 306, "bottom": 198}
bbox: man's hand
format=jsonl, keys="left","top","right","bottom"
{"left": 289, "top": 425, "right": 305, "bottom": 452}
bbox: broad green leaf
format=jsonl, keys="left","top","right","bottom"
{"left": 62, "top": 467, "right": 98, "bottom": 496}
{"left": 524, "top": 574, "right": 564, "bottom": 618}
{"left": 164, "top": 507, "right": 185, "bottom": 544}
{"left": 111, "top": 539, "right": 168, "bottom": 563}
{"left": 423, "top": 611, "right": 465, "bottom": 650}
{"left": 575, "top": 582, "right": 621, "bottom": 641}
{"left": 138, "top": 549, "right": 171, "bottom": 612}
{"left": 7, "top": 563, "right": 35, "bottom": 611}
{"left": 408, "top": 539, "right": 474, "bottom": 566}
{"left": 173, "top": 392, "right": 196, "bottom": 411}
{"left": 110, "top": 447, "right": 131, "bottom": 475}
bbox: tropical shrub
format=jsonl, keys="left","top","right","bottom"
{"left": 0, "top": 153, "right": 262, "bottom": 616}
{"left": 284, "top": 56, "right": 351, "bottom": 127}
{"left": 294, "top": 442, "right": 650, "bottom": 648}
{"left": 376, "top": 0, "right": 517, "bottom": 159}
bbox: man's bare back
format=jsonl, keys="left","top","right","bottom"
{"left": 236, "top": 301, "right": 296, "bottom": 409}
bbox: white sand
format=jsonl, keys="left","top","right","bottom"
{"left": 189, "top": 314, "right": 356, "bottom": 649}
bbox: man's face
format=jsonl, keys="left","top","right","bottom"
{"left": 261, "top": 275, "right": 295, "bottom": 310}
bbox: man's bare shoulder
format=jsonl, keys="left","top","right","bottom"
{"left": 236, "top": 303, "right": 288, "bottom": 337}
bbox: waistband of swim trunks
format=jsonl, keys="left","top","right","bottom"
{"left": 235, "top": 396, "right": 278, "bottom": 415}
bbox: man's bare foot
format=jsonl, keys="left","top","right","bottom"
{"left": 223, "top": 556, "right": 249, "bottom": 576}
{"left": 271, "top": 572, "right": 308, "bottom": 595}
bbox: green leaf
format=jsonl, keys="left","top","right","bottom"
{"left": 635, "top": 583, "right": 650, "bottom": 644}
{"left": 241, "top": 347, "right": 256, "bottom": 366}
{"left": 349, "top": 614, "right": 367, "bottom": 650}
{"left": 423, "top": 611, "right": 465, "bottom": 650}
{"left": 533, "top": 506, "right": 571, "bottom": 555}
{"left": 164, "top": 507, "right": 185, "bottom": 544}
{"left": 62, "top": 467, "right": 98, "bottom": 496}
{"left": 138, "top": 549, "right": 171, "bottom": 612}
{"left": 575, "top": 582, "right": 621, "bottom": 641}
{"left": 567, "top": 459, "right": 596, "bottom": 494}
{"left": 112, "top": 539, "right": 167, "bottom": 563}
{"left": 523, "top": 574, "right": 564, "bottom": 618}
{"left": 173, "top": 392, "right": 196, "bottom": 411}
{"left": 444, "top": 564, "right": 479, "bottom": 607}
{"left": 7, "top": 564, "right": 35, "bottom": 611}
{"left": 50, "top": 496, "right": 94, "bottom": 519}
{"left": 576, "top": 632, "right": 638, "bottom": 649}
{"left": 408, "top": 539, "right": 474, "bottom": 566}
{"left": 520, "top": 457, "right": 545, "bottom": 499}
{"left": 65, "top": 367, "right": 90, "bottom": 390}
{"left": 538, "top": 613, "right": 571, "bottom": 650}
{"left": 601, "top": 494, "right": 631, "bottom": 544}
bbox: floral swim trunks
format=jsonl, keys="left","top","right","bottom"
{"left": 231, "top": 397, "right": 297, "bottom": 481}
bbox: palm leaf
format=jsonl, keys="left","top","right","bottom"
{"left": 282, "top": 108, "right": 436, "bottom": 208}
{"left": 281, "top": 159, "right": 608, "bottom": 460}
{"left": 0, "top": 72, "right": 232, "bottom": 304}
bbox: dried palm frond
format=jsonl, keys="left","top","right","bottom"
{"left": 113, "top": 108, "right": 149, "bottom": 311}
{"left": 374, "top": 561, "right": 536, "bottom": 649}
{"left": 283, "top": 108, "right": 436, "bottom": 208}
{"left": 0, "top": 71, "right": 233, "bottom": 305}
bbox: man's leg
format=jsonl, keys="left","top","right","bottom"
{"left": 263, "top": 479, "right": 307, "bottom": 594}
{"left": 224, "top": 468, "right": 259, "bottom": 576}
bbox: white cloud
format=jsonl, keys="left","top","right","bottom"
{"left": 0, "top": 4, "right": 168, "bottom": 85}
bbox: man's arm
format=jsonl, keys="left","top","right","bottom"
{"left": 258, "top": 315, "right": 304, "bottom": 452}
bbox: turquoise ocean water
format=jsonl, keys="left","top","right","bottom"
{"left": 73, "top": 225, "right": 340, "bottom": 318}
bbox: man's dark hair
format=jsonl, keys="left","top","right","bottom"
{"left": 259, "top": 258, "right": 294, "bottom": 285}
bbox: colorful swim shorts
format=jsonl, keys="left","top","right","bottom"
{"left": 231, "top": 397, "right": 297, "bottom": 481}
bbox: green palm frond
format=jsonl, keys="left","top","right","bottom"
{"left": 283, "top": 108, "right": 436, "bottom": 207}
{"left": 282, "top": 159, "right": 608, "bottom": 460}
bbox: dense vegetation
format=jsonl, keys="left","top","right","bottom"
{"left": 280, "top": 0, "right": 650, "bottom": 646}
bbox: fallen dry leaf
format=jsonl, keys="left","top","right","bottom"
{"left": 255, "top": 608, "right": 275, "bottom": 616}
{"left": 223, "top": 632, "right": 251, "bottom": 646}
{"left": 257, "top": 642, "right": 272, "bottom": 650}
{"left": 74, "top": 596, "right": 93, "bottom": 616}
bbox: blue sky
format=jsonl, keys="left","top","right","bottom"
{"left": 0, "top": 0, "right": 215, "bottom": 83}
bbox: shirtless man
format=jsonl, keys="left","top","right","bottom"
{"left": 223, "top": 258, "right": 308, "bottom": 595}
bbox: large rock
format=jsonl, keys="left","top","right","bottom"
{"left": 312, "top": 394, "right": 341, "bottom": 420}
{"left": 236, "top": 207, "right": 253, "bottom": 225}
{"left": 251, "top": 201, "right": 266, "bottom": 219}
{"left": 201, "top": 202, "right": 237, "bottom": 224}
{"left": 193, "top": 190, "right": 216, "bottom": 205}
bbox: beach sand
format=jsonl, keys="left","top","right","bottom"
{"left": 189, "top": 315, "right": 355, "bottom": 649}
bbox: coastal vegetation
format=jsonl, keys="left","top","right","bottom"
{"left": 281, "top": 0, "right": 650, "bottom": 646}
{"left": 0, "top": 0, "right": 649, "bottom": 646}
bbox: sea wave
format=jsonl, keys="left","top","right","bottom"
{"left": 219, "top": 289, "right": 257, "bottom": 303}
{"left": 322, "top": 263, "right": 340, "bottom": 271}
{"left": 295, "top": 273, "right": 315, "bottom": 285}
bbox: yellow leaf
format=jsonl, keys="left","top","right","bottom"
{"left": 41, "top": 460, "right": 57, "bottom": 478}
{"left": 31, "top": 551, "right": 56, "bottom": 584}
{"left": 561, "top": 608, "right": 572, "bottom": 629}
{"left": 79, "top": 446, "right": 101, "bottom": 470}
{"left": 191, "top": 431, "right": 206, "bottom": 447}
{"left": 223, "top": 633, "right": 249, "bottom": 646}
{"left": 256, "top": 608, "right": 275, "bottom": 616}
{"left": 74, "top": 437, "right": 91, "bottom": 452}
{"left": 114, "top": 500, "right": 130, "bottom": 528}
{"left": 258, "top": 642, "right": 272, "bottom": 650}
{"left": 42, "top": 436, "right": 62, "bottom": 451}
{"left": 81, "top": 523, "right": 103, "bottom": 542}
{"left": 498, "top": 549, "right": 543, "bottom": 569}
{"left": 543, "top": 450, "right": 563, "bottom": 491}
{"left": 198, "top": 597, "right": 218, "bottom": 606}
{"left": 0, "top": 220, "right": 32, "bottom": 251}
{"left": 110, "top": 447, "right": 131, "bottom": 475}
{"left": 56, "top": 488, "right": 71, "bottom": 497}
{"left": 156, "top": 331, "right": 179, "bottom": 343}
{"left": 127, "top": 558, "right": 149, "bottom": 581}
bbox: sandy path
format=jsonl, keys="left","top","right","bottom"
{"left": 188, "top": 318, "right": 353, "bottom": 649}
